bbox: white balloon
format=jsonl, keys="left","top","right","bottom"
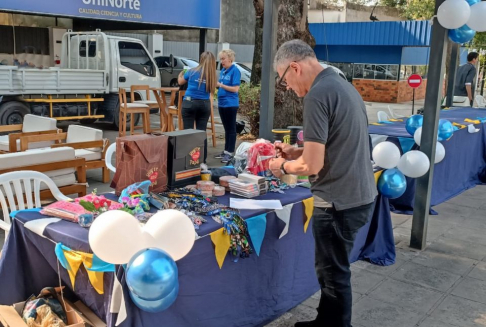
{"left": 414, "top": 127, "right": 422, "bottom": 146}
{"left": 144, "top": 209, "right": 196, "bottom": 261}
{"left": 435, "top": 142, "right": 445, "bottom": 163}
{"left": 89, "top": 211, "right": 145, "bottom": 264}
{"left": 397, "top": 150, "right": 431, "bottom": 178}
{"left": 437, "top": 0, "right": 471, "bottom": 29}
{"left": 372, "top": 141, "right": 401, "bottom": 169}
{"left": 466, "top": 2, "right": 486, "bottom": 32}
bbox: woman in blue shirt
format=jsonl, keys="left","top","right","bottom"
{"left": 178, "top": 51, "right": 217, "bottom": 163}
{"left": 215, "top": 49, "right": 241, "bottom": 163}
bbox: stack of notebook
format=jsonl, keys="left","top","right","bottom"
{"left": 228, "top": 179, "right": 260, "bottom": 198}
{"left": 238, "top": 173, "right": 268, "bottom": 195}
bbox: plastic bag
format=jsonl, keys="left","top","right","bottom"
{"left": 118, "top": 181, "right": 152, "bottom": 217}
{"left": 232, "top": 142, "right": 253, "bottom": 174}
{"left": 246, "top": 139, "right": 276, "bottom": 176}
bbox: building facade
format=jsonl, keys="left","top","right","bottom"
{"left": 310, "top": 20, "right": 468, "bottom": 103}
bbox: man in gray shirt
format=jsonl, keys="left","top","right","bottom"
{"left": 269, "top": 40, "right": 377, "bottom": 327}
{"left": 454, "top": 52, "right": 478, "bottom": 107}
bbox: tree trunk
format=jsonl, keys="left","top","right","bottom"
{"left": 251, "top": 0, "right": 264, "bottom": 86}
{"left": 251, "top": 0, "right": 316, "bottom": 129}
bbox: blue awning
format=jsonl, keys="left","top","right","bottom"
{"left": 310, "top": 20, "right": 431, "bottom": 47}
{"left": 0, "top": 0, "right": 220, "bottom": 29}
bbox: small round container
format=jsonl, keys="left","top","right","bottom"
{"left": 78, "top": 213, "right": 94, "bottom": 228}
{"left": 197, "top": 180, "right": 215, "bottom": 191}
{"left": 201, "top": 171, "right": 212, "bottom": 181}
{"left": 213, "top": 186, "right": 225, "bottom": 196}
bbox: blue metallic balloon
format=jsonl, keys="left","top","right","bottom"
{"left": 437, "top": 119, "right": 454, "bottom": 141}
{"left": 126, "top": 248, "right": 178, "bottom": 301}
{"left": 449, "top": 25, "right": 476, "bottom": 44}
{"left": 130, "top": 283, "right": 179, "bottom": 313}
{"left": 377, "top": 168, "right": 407, "bottom": 199}
{"left": 466, "top": 0, "right": 480, "bottom": 5}
{"left": 405, "top": 115, "right": 423, "bottom": 136}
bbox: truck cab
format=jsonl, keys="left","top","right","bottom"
{"left": 0, "top": 31, "right": 160, "bottom": 128}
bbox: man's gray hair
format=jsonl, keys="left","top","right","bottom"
{"left": 274, "top": 39, "right": 316, "bottom": 70}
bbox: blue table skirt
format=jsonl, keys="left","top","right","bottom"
{"left": 0, "top": 189, "right": 394, "bottom": 327}
{"left": 369, "top": 108, "right": 486, "bottom": 214}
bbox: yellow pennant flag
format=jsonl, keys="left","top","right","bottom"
{"left": 302, "top": 197, "right": 314, "bottom": 233}
{"left": 61, "top": 249, "right": 105, "bottom": 294}
{"left": 374, "top": 170, "right": 383, "bottom": 185}
{"left": 210, "top": 228, "right": 231, "bottom": 269}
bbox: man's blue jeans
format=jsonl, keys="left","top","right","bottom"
{"left": 312, "top": 201, "right": 375, "bottom": 327}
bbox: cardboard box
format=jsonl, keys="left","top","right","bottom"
{"left": 0, "top": 298, "right": 106, "bottom": 327}
{"left": 163, "top": 129, "right": 206, "bottom": 189}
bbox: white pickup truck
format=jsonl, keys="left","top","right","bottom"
{"left": 0, "top": 31, "right": 160, "bottom": 128}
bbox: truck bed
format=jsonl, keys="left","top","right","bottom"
{"left": 0, "top": 66, "right": 108, "bottom": 95}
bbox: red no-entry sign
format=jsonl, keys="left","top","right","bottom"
{"left": 408, "top": 74, "right": 423, "bottom": 88}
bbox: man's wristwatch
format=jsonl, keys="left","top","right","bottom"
{"left": 280, "top": 161, "right": 288, "bottom": 175}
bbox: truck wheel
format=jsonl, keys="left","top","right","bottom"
{"left": 0, "top": 101, "right": 31, "bottom": 125}
{"left": 82, "top": 119, "right": 98, "bottom": 124}
{"left": 110, "top": 98, "right": 141, "bottom": 131}
{"left": 170, "top": 79, "right": 179, "bottom": 87}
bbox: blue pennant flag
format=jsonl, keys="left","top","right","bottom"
{"left": 246, "top": 214, "right": 267, "bottom": 256}
{"left": 397, "top": 137, "right": 415, "bottom": 154}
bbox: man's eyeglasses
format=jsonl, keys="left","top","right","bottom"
{"left": 276, "top": 64, "right": 291, "bottom": 87}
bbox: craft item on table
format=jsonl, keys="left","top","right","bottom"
{"left": 40, "top": 201, "right": 89, "bottom": 222}
{"left": 213, "top": 186, "right": 225, "bottom": 196}
{"left": 185, "top": 184, "right": 198, "bottom": 191}
{"left": 219, "top": 176, "right": 237, "bottom": 190}
{"left": 179, "top": 209, "right": 207, "bottom": 230}
{"left": 238, "top": 173, "right": 268, "bottom": 195}
{"left": 118, "top": 181, "right": 152, "bottom": 220}
{"left": 212, "top": 209, "right": 252, "bottom": 260}
{"left": 76, "top": 190, "right": 124, "bottom": 215}
{"left": 197, "top": 180, "right": 215, "bottom": 191}
{"left": 266, "top": 176, "right": 291, "bottom": 193}
{"left": 228, "top": 179, "right": 260, "bottom": 198}
{"left": 148, "top": 193, "right": 170, "bottom": 210}
{"left": 246, "top": 139, "right": 276, "bottom": 176}
{"left": 201, "top": 190, "right": 213, "bottom": 197}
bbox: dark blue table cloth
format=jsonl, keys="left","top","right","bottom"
{"left": 0, "top": 188, "right": 394, "bottom": 327}
{"left": 369, "top": 107, "right": 486, "bottom": 213}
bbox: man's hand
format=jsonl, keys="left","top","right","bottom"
{"left": 274, "top": 142, "right": 301, "bottom": 160}
{"left": 269, "top": 157, "right": 286, "bottom": 178}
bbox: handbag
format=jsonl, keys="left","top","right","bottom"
{"left": 22, "top": 287, "right": 68, "bottom": 327}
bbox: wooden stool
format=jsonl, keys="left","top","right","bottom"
{"left": 118, "top": 88, "right": 151, "bottom": 137}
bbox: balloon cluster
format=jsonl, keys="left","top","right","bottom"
{"left": 373, "top": 115, "right": 453, "bottom": 199}
{"left": 88, "top": 210, "right": 196, "bottom": 312}
{"left": 437, "top": 0, "right": 486, "bottom": 44}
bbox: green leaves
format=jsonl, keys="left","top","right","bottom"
{"left": 79, "top": 200, "right": 97, "bottom": 212}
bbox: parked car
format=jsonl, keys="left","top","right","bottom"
{"left": 153, "top": 55, "right": 199, "bottom": 87}
{"left": 216, "top": 61, "right": 251, "bottom": 84}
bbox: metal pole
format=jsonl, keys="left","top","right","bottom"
{"left": 410, "top": 0, "right": 448, "bottom": 250}
{"left": 445, "top": 43, "right": 459, "bottom": 107}
{"left": 412, "top": 88, "right": 415, "bottom": 115}
{"left": 259, "top": 0, "right": 279, "bottom": 140}
{"left": 199, "top": 29, "right": 207, "bottom": 56}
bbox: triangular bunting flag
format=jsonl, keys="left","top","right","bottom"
{"left": 246, "top": 214, "right": 267, "bottom": 256}
{"left": 210, "top": 228, "right": 231, "bottom": 269}
{"left": 275, "top": 203, "right": 294, "bottom": 239}
{"left": 397, "top": 137, "right": 415, "bottom": 154}
{"left": 55, "top": 243, "right": 114, "bottom": 294}
{"left": 302, "top": 197, "right": 314, "bottom": 233}
{"left": 374, "top": 170, "right": 383, "bottom": 185}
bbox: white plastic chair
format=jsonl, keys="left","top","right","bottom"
{"left": 0, "top": 171, "right": 71, "bottom": 242}
{"left": 105, "top": 143, "right": 116, "bottom": 173}
{"left": 387, "top": 105, "right": 406, "bottom": 119}
{"left": 377, "top": 111, "right": 390, "bottom": 122}
{"left": 475, "top": 95, "right": 486, "bottom": 108}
